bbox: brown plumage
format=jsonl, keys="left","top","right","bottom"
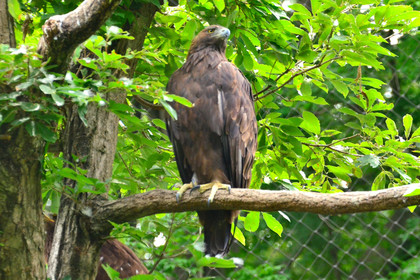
{"left": 166, "top": 25, "right": 257, "bottom": 256}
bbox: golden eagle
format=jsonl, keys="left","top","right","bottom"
{"left": 166, "top": 25, "right": 257, "bottom": 256}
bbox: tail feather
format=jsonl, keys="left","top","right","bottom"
{"left": 198, "top": 210, "right": 235, "bottom": 256}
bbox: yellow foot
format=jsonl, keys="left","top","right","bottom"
{"left": 192, "top": 181, "right": 231, "bottom": 206}
{"left": 175, "top": 182, "right": 194, "bottom": 203}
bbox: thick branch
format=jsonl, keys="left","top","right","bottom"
{"left": 37, "top": 0, "right": 121, "bottom": 73}
{"left": 92, "top": 184, "right": 420, "bottom": 229}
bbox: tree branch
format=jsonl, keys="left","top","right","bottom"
{"left": 254, "top": 57, "right": 339, "bottom": 101}
{"left": 133, "top": 94, "right": 164, "bottom": 111}
{"left": 37, "top": 0, "right": 121, "bottom": 73}
{"left": 92, "top": 184, "right": 420, "bottom": 229}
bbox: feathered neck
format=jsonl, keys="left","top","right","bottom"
{"left": 182, "top": 47, "right": 227, "bottom": 73}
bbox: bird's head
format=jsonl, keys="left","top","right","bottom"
{"left": 188, "top": 25, "right": 230, "bottom": 56}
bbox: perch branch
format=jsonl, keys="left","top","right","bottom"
{"left": 92, "top": 184, "right": 420, "bottom": 228}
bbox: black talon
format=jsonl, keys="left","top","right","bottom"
{"left": 207, "top": 197, "right": 212, "bottom": 207}
{"left": 189, "top": 184, "right": 201, "bottom": 194}
{"left": 176, "top": 192, "right": 181, "bottom": 203}
{"left": 228, "top": 185, "right": 231, "bottom": 194}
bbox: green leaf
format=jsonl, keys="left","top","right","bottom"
{"left": 183, "top": 20, "right": 198, "bottom": 41}
{"left": 356, "top": 154, "right": 381, "bottom": 168}
{"left": 407, "top": 205, "right": 417, "bottom": 212}
{"left": 242, "top": 50, "right": 254, "bottom": 70}
{"left": 320, "top": 130, "right": 342, "bottom": 137}
{"left": 280, "top": 20, "right": 305, "bottom": 35}
{"left": 232, "top": 224, "right": 245, "bottom": 246}
{"left": 262, "top": 212, "right": 283, "bottom": 237}
{"left": 403, "top": 184, "right": 420, "bottom": 197}
{"left": 160, "top": 100, "right": 177, "bottom": 120}
{"left": 300, "top": 80, "right": 312, "bottom": 96}
{"left": 372, "top": 172, "right": 386, "bottom": 191}
{"left": 289, "top": 3, "right": 312, "bottom": 16}
{"left": 385, "top": 118, "right": 398, "bottom": 137}
{"left": 281, "top": 125, "right": 305, "bottom": 137}
{"left": 51, "top": 94, "right": 65, "bottom": 106}
{"left": 152, "top": 118, "right": 166, "bottom": 130}
{"left": 11, "top": 117, "right": 30, "bottom": 127}
{"left": 25, "top": 122, "right": 57, "bottom": 142}
{"left": 20, "top": 102, "right": 41, "bottom": 112}
{"left": 292, "top": 95, "right": 328, "bottom": 105}
{"left": 197, "top": 257, "right": 236, "bottom": 268}
{"left": 403, "top": 114, "right": 413, "bottom": 139}
{"left": 50, "top": 191, "right": 61, "bottom": 214}
{"left": 213, "top": 0, "right": 225, "bottom": 12}
{"left": 77, "top": 58, "right": 98, "bottom": 71}
{"left": 395, "top": 167, "right": 412, "bottom": 184}
{"left": 102, "top": 264, "right": 120, "bottom": 279}
{"left": 244, "top": 211, "right": 260, "bottom": 232}
{"left": 327, "top": 165, "right": 351, "bottom": 183}
{"left": 40, "top": 84, "right": 56, "bottom": 95}
{"left": 331, "top": 80, "right": 349, "bottom": 97}
{"left": 57, "top": 167, "right": 79, "bottom": 181}
{"left": 130, "top": 274, "right": 166, "bottom": 280}
{"left": 7, "top": 0, "right": 22, "bottom": 19}
{"left": 299, "top": 111, "right": 320, "bottom": 135}
{"left": 341, "top": 50, "right": 383, "bottom": 70}
{"left": 164, "top": 94, "right": 192, "bottom": 107}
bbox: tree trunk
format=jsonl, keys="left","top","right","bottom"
{"left": 47, "top": 4, "right": 158, "bottom": 278}
{"left": 47, "top": 91, "right": 126, "bottom": 279}
{"left": 0, "top": 126, "right": 46, "bottom": 279}
{"left": 0, "top": 3, "right": 46, "bottom": 279}
{"left": 0, "top": 0, "right": 16, "bottom": 47}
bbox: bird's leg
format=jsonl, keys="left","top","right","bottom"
{"left": 191, "top": 181, "right": 231, "bottom": 206}
{"left": 175, "top": 175, "right": 199, "bottom": 203}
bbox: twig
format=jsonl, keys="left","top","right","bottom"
{"left": 254, "top": 57, "right": 340, "bottom": 101}
{"left": 117, "top": 151, "right": 133, "bottom": 177}
{"left": 301, "top": 134, "right": 362, "bottom": 157}
{"left": 165, "top": 228, "right": 203, "bottom": 259}
{"left": 324, "top": 146, "right": 361, "bottom": 157}
{"left": 328, "top": 133, "right": 361, "bottom": 146}
{"left": 148, "top": 213, "right": 175, "bottom": 273}
{"left": 254, "top": 64, "right": 294, "bottom": 98}
{"left": 133, "top": 95, "right": 164, "bottom": 111}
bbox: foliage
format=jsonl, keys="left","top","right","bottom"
{"left": 2, "top": 0, "right": 420, "bottom": 279}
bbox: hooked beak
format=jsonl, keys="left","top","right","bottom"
{"left": 214, "top": 27, "right": 230, "bottom": 40}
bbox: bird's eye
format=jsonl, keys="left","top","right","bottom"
{"left": 208, "top": 29, "right": 215, "bottom": 33}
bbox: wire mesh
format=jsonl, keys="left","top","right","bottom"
{"left": 198, "top": 30, "right": 420, "bottom": 280}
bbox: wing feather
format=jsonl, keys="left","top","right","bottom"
{"left": 218, "top": 62, "right": 257, "bottom": 189}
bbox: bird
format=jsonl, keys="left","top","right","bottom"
{"left": 166, "top": 25, "right": 257, "bottom": 256}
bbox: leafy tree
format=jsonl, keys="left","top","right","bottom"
{"left": 0, "top": 0, "right": 419, "bottom": 279}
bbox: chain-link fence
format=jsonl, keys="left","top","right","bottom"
{"left": 199, "top": 28, "right": 420, "bottom": 280}
{"left": 220, "top": 209, "right": 420, "bottom": 280}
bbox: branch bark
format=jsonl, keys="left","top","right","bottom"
{"left": 44, "top": 1, "right": 159, "bottom": 279}
{"left": 37, "top": 0, "right": 121, "bottom": 73}
{"left": 92, "top": 184, "right": 420, "bottom": 228}
{"left": 0, "top": 2, "right": 45, "bottom": 279}
{"left": 0, "top": 0, "right": 16, "bottom": 47}
{"left": 0, "top": 127, "right": 46, "bottom": 279}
